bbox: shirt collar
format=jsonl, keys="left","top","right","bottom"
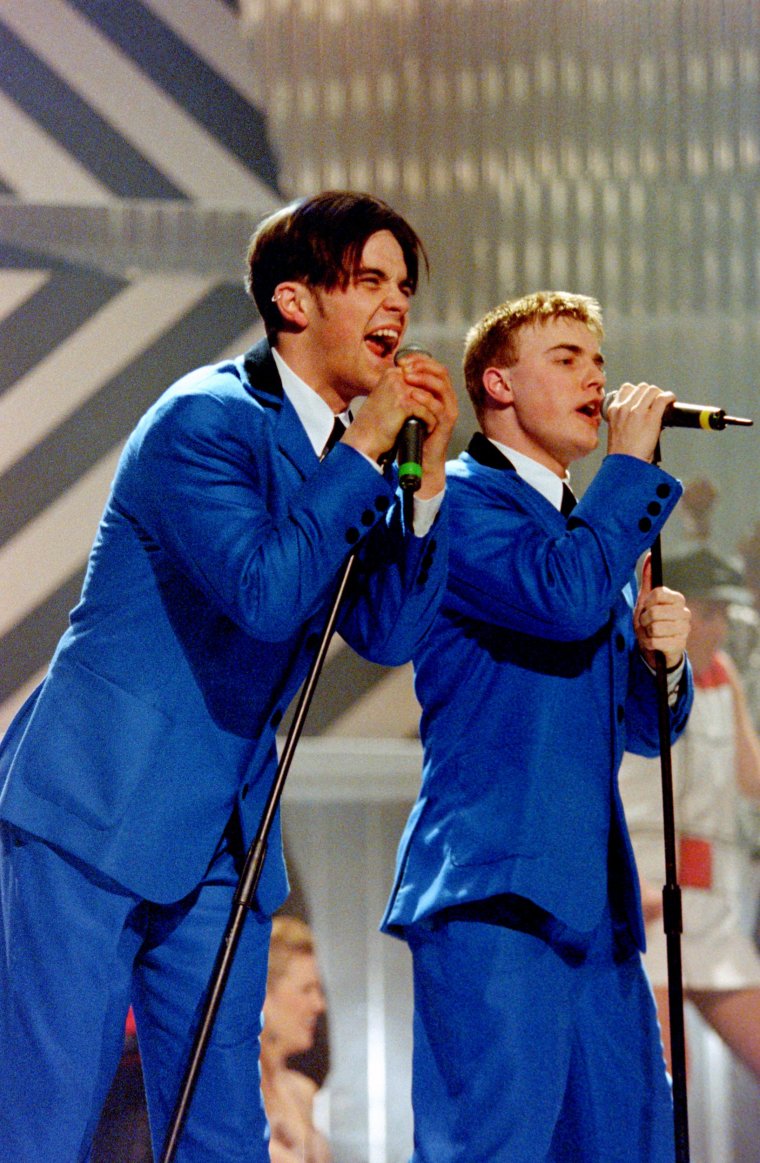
{"left": 271, "top": 347, "right": 352, "bottom": 457}
{"left": 488, "top": 439, "right": 571, "bottom": 512}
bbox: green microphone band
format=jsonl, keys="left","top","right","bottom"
{"left": 398, "top": 462, "right": 423, "bottom": 479}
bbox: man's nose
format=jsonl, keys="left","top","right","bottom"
{"left": 384, "top": 284, "right": 410, "bottom": 314}
{"left": 586, "top": 364, "right": 605, "bottom": 390}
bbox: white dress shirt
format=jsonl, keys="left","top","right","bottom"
{"left": 488, "top": 439, "right": 572, "bottom": 511}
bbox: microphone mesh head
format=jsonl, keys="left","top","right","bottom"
{"left": 600, "top": 391, "right": 615, "bottom": 421}
{"left": 394, "top": 344, "right": 431, "bottom": 365}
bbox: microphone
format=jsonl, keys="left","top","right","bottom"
{"left": 394, "top": 345, "right": 431, "bottom": 491}
{"left": 601, "top": 391, "right": 753, "bottom": 431}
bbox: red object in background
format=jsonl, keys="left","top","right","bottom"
{"left": 678, "top": 835, "right": 713, "bottom": 889}
{"left": 125, "top": 1007, "right": 137, "bottom": 1039}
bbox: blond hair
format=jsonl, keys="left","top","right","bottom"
{"left": 267, "top": 915, "right": 316, "bottom": 987}
{"left": 463, "top": 291, "right": 604, "bottom": 421}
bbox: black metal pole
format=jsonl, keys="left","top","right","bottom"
{"left": 159, "top": 549, "right": 358, "bottom": 1163}
{"left": 648, "top": 440, "right": 690, "bottom": 1163}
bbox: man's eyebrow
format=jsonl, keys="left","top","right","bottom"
{"left": 355, "top": 264, "right": 413, "bottom": 290}
{"left": 547, "top": 343, "right": 605, "bottom": 368}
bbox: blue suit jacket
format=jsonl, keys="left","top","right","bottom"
{"left": 0, "top": 341, "right": 447, "bottom": 913}
{"left": 382, "top": 439, "right": 692, "bottom": 947}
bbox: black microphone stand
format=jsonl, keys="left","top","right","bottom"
{"left": 159, "top": 547, "right": 358, "bottom": 1162}
{"left": 649, "top": 440, "right": 690, "bottom": 1163}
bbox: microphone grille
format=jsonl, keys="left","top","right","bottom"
{"left": 600, "top": 391, "right": 616, "bottom": 421}
{"left": 394, "top": 344, "right": 431, "bottom": 365}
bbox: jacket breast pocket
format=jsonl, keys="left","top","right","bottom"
{"left": 445, "top": 750, "right": 540, "bottom": 868}
{"left": 11, "top": 657, "right": 173, "bottom": 832}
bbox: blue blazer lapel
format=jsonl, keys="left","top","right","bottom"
{"left": 242, "top": 339, "right": 318, "bottom": 478}
{"left": 466, "top": 431, "right": 517, "bottom": 472}
{"left": 463, "top": 433, "right": 565, "bottom": 529}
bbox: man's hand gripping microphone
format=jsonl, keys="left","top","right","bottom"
{"left": 601, "top": 391, "right": 753, "bottom": 431}
{"left": 394, "top": 345, "right": 431, "bottom": 492}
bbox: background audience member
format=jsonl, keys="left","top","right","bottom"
{"left": 262, "top": 917, "right": 332, "bottom": 1163}
{"left": 621, "top": 546, "right": 760, "bottom": 1079}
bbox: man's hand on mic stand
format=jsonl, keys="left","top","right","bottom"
{"left": 604, "top": 382, "right": 676, "bottom": 463}
{"left": 633, "top": 553, "right": 692, "bottom": 672}
{"left": 342, "top": 350, "right": 458, "bottom": 497}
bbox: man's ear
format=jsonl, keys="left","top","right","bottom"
{"left": 271, "top": 282, "right": 310, "bottom": 330}
{"left": 481, "top": 366, "right": 513, "bottom": 407}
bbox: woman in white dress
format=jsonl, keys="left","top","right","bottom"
{"left": 620, "top": 545, "right": 760, "bottom": 1078}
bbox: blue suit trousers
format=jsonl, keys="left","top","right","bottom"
{"left": 406, "top": 904, "right": 675, "bottom": 1163}
{"left": 0, "top": 821, "right": 271, "bottom": 1162}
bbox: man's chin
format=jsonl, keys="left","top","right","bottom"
{"left": 575, "top": 429, "right": 600, "bottom": 457}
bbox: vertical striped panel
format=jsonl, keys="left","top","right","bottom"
{"left": 242, "top": 0, "right": 760, "bottom": 567}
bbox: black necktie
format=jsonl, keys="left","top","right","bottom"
{"left": 320, "top": 416, "right": 346, "bottom": 461}
{"left": 561, "top": 483, "right": 577, "bottom": 516}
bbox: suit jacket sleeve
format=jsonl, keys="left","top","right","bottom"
{"left": 120, "top": 376, "right": 446, "bottom": 666}
{"left": 448, "top": 452, "right": 680, "bottom": 641}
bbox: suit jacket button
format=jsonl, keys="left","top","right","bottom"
{"left": 656, "top": 483, "right": 671, "bottom": 498}
{"left": 361, "top": 509, "right": 375, "bottom": 527}
{"left": 346, "top": 527, "right": 360, "bottom": 544}
{"left": 375, "top": 495, "right": 390, "bottom": 512}
{"left": 638, "top": 517, "right": 652, "bottom": 533}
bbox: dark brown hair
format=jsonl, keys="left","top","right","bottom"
{"left": 246, "top": 190, "right": 427, "bottom": 339}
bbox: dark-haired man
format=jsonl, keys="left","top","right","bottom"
{"left": 0, "top": 191, "right": 457, "bottom": 1161}
{"left": 382, "top": 291, "right": 692, "bottom": 1162}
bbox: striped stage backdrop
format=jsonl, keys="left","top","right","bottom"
{"left": 0, "top": 0, "right": 423, "bottom": 742}
{"left": 0, "top": 0, "right": 274, "bottom": 728}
